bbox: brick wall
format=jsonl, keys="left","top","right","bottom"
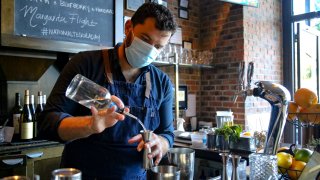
{"left": 243, "top": 0, "right": 283, "bottom": 124}
{"left": 124, "top": 0, "right": 283, "bottom": 128}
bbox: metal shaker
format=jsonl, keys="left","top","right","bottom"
{"left": 51, "top": 168, "right": 82, "bottom": 180}
{"left": 141, "top": 130, "right": 154, "bottom": 170}
{"left": 230, "top": 154, "right": 241, "bottom": 180}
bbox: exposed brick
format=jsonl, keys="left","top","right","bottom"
{"left": 124, "top": 0, "right": 282, "bottom": 126}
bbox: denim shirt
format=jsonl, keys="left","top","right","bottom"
{"left": 38, "top": 45, "right": 174, "bottom": 179}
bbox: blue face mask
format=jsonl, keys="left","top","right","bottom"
{"left": 125, "top": 36, "right": 160, "bottom": 68}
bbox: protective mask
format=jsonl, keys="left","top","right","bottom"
{"left": 125, "top": 36, "right": 160, "bottom": 68}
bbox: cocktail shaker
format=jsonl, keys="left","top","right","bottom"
{"left": 141, "top": 130, "right": 154, "bottom": 170}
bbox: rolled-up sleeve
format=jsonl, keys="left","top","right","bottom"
{"left": 38, "top": 52, "right": 97, "bottom": 142}
{"left": 154, "top": 75, "right": 174, "bottom": 147}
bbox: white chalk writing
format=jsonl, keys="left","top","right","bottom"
{"left": 69, "top": 13, "right": 98, "bottom": 28}
{"left": 41, "top": 27, "right": 101, "bottom": 42}
{"left": 19, "top": 5, "right": 98, "bottom": 28}
{"left": 25, "top": 0, "right": 50, "bottom": 5}
{"left": 59, "top": 0, "right": 90, "bottom": 13}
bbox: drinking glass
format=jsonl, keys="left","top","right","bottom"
{"left": 165, "top": 44, "right": 172, "bottom": 63}
{"left": 249, "top": 153, "right": 278, "bottom": 180}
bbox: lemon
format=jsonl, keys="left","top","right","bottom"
{"left": 277, "top": 152, "right": 293, "bottom": 173}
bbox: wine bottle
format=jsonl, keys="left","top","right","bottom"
{"left": 20, "top": 90, "right": 34, "bottom": 141}
{"left": 30, "top": 94, "right": 35, "bottom": 115}
{"left": 42, "top": 94, "right": 47, "bottom": 107}
{"left": 10, "top": 93, "right": 23, "bottom": 140}
{"left": 34, "top": 91, "right": 44, "bottom": 138}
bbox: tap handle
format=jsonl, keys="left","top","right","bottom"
{"left": 247, "top": 62, "right": 254, "bottom": 88}
{"left": 233, "top": 62, "right": 246, "bottom": 104}
{"left": 239, "top": 62, "right": 245, "bottom": 89}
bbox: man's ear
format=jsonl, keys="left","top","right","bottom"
{"left": 124, "top": 20, "right": 134, "bottom": 46}
{"left": 124, "top": 20, "right": 133, "bottom": 37}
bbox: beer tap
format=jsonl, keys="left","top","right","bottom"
{"left": 233, "top": 61, "right": 291, "bottom": 154}
{"left": 233, "top": 61, "right": 254, "bottom": 103}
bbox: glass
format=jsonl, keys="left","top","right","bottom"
{"left": 249, "top": 153, "right": 278, "bottom": 180}
{"left": 66, "top": 74, "right": 113, "bottom": 110}
{"left": 65, "top": 74, "right": 146, "bottom": 131}
{"left": 293, "top": 0, "right": 320, "bottom": 15}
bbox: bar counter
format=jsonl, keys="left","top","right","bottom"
{"left": 0, "top": 140, "right": 64, "bottom": 179}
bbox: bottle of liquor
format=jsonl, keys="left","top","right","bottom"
{"left": 34, "top": 91, "right": 44, "bottom": 138}
{"left": 9, "top": 93, "right": 23, "bottom": 140}
{"left": 20, "top": 90, "right": 34, "bottom": 141}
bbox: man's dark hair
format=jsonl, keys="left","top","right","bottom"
{"left": 131, "top": 2, "right": 177, "bottom": 34}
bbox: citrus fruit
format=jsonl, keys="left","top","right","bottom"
{"left": 277, "top": 152, "right": 293, "bottom": 173}
{"left": 287, "top": 101, "right": 300, "bottom": 121}
{"left": 294, "top": 88, "right": 318, "bottom": 109}
{"left": 294, "top": 148, "right": 313, "bottom": 163}
{"left": 298, "top": 104, "right": 320, "bottom": 124}
{"left": 242, "top": 132, "right": 251, "bottom": 136}
{"left": 288, "top": 160, "right": 306, "bottom": 180}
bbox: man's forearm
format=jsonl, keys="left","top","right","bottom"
{"left": 58, "top": 116, "right": 94, "bottom": 141}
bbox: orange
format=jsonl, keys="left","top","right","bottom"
{"left": 298, "top": 108, "right": 310, "bottom": 123}
{"left": 294, "top": 88, "right": 318, "bottom": 109}
{"left": 298, "top": 104, "right": 320, "bottom": 124}
{"left": 287, "top": 101, "right": 300, "bottom": 121}
{"left": 288, "top": 160, "right": 306, "bottom": 180}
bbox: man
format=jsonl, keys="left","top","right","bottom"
{"left": 39, "top": 2, "right": 177, "bottom": 179}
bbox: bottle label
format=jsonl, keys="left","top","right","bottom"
{"left": 21, "top": 122, "right": 34, "bottom": 139}
{"left": 13, "top": 114, "right": 21, "bottom": 134}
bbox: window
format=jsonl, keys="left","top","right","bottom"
{"left": 293, "top": 0, "right": 320, "bottom": 15}
{"left": 283, "top": 0, "right": 320, "bottom": 145}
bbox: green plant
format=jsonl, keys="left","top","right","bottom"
{"left": 308, "top": 136, "right": 320, "bottom": 147}
{"left": 214, "top": 124, "right": 242, "bottom": 142}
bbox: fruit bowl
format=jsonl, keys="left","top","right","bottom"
{"left": 287, "top": 113, "right": 320, "bottom": 127}
{"left": 278, "top": 166, "right": 303, "bottom": 180}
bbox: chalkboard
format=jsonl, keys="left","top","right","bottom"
{"left": 14, "top": 0, "right": 115, "bottom": 47}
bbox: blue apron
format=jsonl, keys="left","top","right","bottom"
{"left": 61, "top": 49, "right": 160, "bottom": 180}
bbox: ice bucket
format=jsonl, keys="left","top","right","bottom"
{"left": 167, "top": 148, "right": 195, "bottom": 180}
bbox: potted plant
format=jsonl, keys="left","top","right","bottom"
{"left": 214, "top": 124, "right": 242, "bottom": 152}
{"left": 308, "top": 136, "right": 320, "bottom": 153}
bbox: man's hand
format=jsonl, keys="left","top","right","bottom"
{"left": 128, "top": 133, "right": 169, "bottom": 165}
{"left": 89, "top": 95, "right": 129, "bottom": 133}
{"left": 58, "top": 95, "right": 130, "bottom": 141}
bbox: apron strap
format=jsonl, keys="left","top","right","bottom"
{"left": 145, "top": 72, "right": 151, "bottom": 98}
{"left": 102, "top": 49, "right": 113, "bottom": 84}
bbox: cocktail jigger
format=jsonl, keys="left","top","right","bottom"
{"left": 141, "top": 130, "right": 154, "bottom": 170}
{"left": 230, "top": 154, "right": 241, "bottom": 180}
{"left": 219, "top": 152, "right": 229, "bottom": 180}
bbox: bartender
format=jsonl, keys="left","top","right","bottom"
{"left": 38, "top": 2, "right": 177, "bottom": 179}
